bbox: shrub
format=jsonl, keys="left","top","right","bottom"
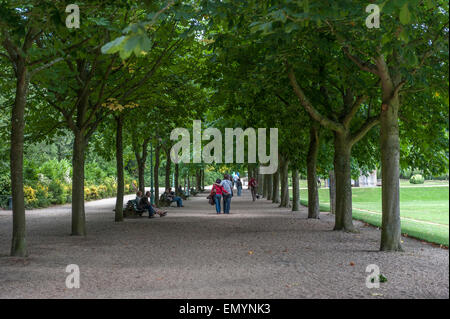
{"left": 39, "top": 159, "right": 71, "bottom": 184}
{"left": 48, "top": 180, "right": 67, "bottom": 205}
{"left": 24, "top": 160, "right": 39, "bottom": 185}
{"left": 410, "top": 174, "right": 425, "bottom": 184}
{"left": 97, "top": 185, "right": 109, "bottom": 198}
{"left": 89, "top": 185, "right": 100, "bottom": 200}
{"left": 102, "top": 176, "right": 117, "bottom": 197}
{"left": 24, "top": 186, "right": 37, "bottom": 208}
{"left": 0, "top": 173, "right": 10, "bottom": 196}
{"left": 35, "top": 183, "right": 51, "bottom": 207}
{"left": 84, "top": 187, "right": 91, "bottom": 201}
{"left": 85, "top": 162, "right": 108, "bottom": 185}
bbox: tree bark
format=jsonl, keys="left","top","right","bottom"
{"left": 272, "top": 171, "right": 280, "bottom": 204}
{"left": 165, "top": 150, "right": 172, "bottom": 190}
{"left": 154, "top": 143, "right": 160, "bottom": 206}
{"left": 307, "top": 125, "right": 320, "bottom": 218}
{"left": 201, "top": 169, "right": 205, "bottom": 190}
{"left": 136, "top": 161, "right": 144, "bottom": 193}
{"left": 196, "top": 169, "right": 201, "bottom": 192}
{"left": 114, "top": 115, "right": 124, "bottom": 222}
{"left": 187, "top": 175, "right": 190, "bottom": 195}
{"left": 279, "top": 156, "right": 290, "bottom": 208}
{"left": 267, "top": 173, "right": 273, "bottom": 201}
{"left": 257, "top": 172, "right": 263, "bottom": 195}
{"left": 292, "top": 169, "right": 300, "bottom": 211}
{"left": 10, "top": 61, "right": 28, "bottom": 257}
{"left": 380, "top": 94, "right": 402, "bottom": 251}
{"left": 263, "top": 174, "right": 269, "bottom": 198}
{"left": 133, "top": 140, "right": 149, "bottom": 194}
{"left": 174, "top": 163, "right": 179, "bottom": 193}
{"left": 333, "top": 132, "right": 355, "bottom": 231}
{"left": 329, "top": 170, "right": 336, "bottom": 215}
{"left": 71, "top": 130, "right": 87, "bottom": 236}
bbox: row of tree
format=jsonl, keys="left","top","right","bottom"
{"left": 1, "top": 0, "right": 448, "bottom": 257}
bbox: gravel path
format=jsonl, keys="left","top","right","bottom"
{"left": 0, "top": 190, "right": 448, "bottom": 299}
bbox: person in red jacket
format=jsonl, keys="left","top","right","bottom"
{"left": 248, "top": 177, "right": 258, "bottom": 202}
{"left": 210, "top": 178, "right": 229, "bottom": 214}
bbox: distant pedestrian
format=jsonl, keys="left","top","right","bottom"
{"left": 248, "top": 177, "right": 257, "bottom": 202}
{"left": 210, "top": 179, "right": 228, "bottom": 214}
{"left": 220, "top": 174, "right": 233, "bottom": 214}
{"left": 236, "top": 178, "right": 243, "bottom": 196}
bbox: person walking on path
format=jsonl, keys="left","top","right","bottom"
{"left": 210, "top": 179, "right": 228, "bottom": 214}
{"left": 248, "top": 177, "right": 258, "bottom": 202}
{"left": 220, "top": 174, "right": 233, "bottom": 214}
{"left": 236, "top": 177, "right": 243, "bottom": 196}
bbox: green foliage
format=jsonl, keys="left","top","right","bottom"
{"left": 0, "top": 173, "right": 10, "bottom": 196}
{"left": 410, "top": 174, "right": 425, "bottom": 184}
{"left": 39, "top": 159, "right": 71, "bottom": 184}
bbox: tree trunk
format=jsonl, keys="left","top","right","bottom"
{"left": 292, "top": 169, "right": 300, "bottom": 211}
{"left": 137, "top": 159, "right": 145, "bottom": 194}
{"left": 257, "top": 172, "right": 263, "bottom": 195}
{"left": 307, "top": 125, "right": 320, "bottom": 218}
{"left": 175, "top": 163, "right": 179, "bottom": 193}
{"left": 196, "top": 169, "right": 201, "bottom": 192}
{"left": 10, "top": 62, "right": 28, "bottom": 257}
{"left": 267, "top": 173, "right": 273, "bottom": 201}
{"left": 263, "top": 174, "right": 269, "bottom": 198}
{"left": 333, "top": 132, "right": 355, "bottom": 231}
{"left": 329, "top": 170, "right": 336, "bottom": 215}
{"left": 154, "top": 144, "right": 160, "bottom": 206}
{"left": 202, "top": 169, "right": 205, "bottom": 190}
{"left": 71, "top": 131, "right": 87, "bottom": 236}
{"left": 114, "top": 115, "right": 124, "bottom": 222}
{"left": 279, "top": 156, "right": 290, "bottom": 208}
{"left": 165, "top": 150, "right": 171, "bottom": 190}
{"left": 380, "top": 95, "right": 402, "bottom": 251}
{"left": 272, "top": 171, "right": 280, "bottom": 204}
{"left": 187, "top": 175, "right": 190, "bottom": 195}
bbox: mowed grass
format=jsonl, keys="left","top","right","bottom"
{"left": 292, "top": 185, "right": 449, "bottom": 246}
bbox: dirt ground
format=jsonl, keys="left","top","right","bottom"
{"left": 0, "top": 190, "right": 448, "bottom": 299}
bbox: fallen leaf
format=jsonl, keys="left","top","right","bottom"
{"left": 248, "top": 251, "right": 254, "bottom": 255}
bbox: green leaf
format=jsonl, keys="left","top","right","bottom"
{"left": 399, "top": 29, "right": 409, "bottom": 42}
{"left": 101, "top": 36, "right": 127, "bottom": 54}
{"left": 399, "top": 4, "right": 411, "bottom": 24}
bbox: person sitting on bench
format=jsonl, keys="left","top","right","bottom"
{"left": 164, "top": 188, "right": 184, "bottom": 207}
{"left": 139, "top": 191, "right": 167, "bottom": 218}
{"left": 136, "top": 191, "right": 143, "bottom": 205}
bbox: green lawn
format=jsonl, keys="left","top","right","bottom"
{"left": 292, "top": 185, "right": 449, "bottom": 246}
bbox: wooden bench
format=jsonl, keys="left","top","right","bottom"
{"left": 159, "top": 195, "right": 174, "bottom": 207}
{"left": 189, "top": 188, "right": 199, "bottom": 196}
{"left": 123, "top": 199, "right": 145, "bottom": 218}
{"left": 176, "top": 191, "right": 189, "bottom": 200}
